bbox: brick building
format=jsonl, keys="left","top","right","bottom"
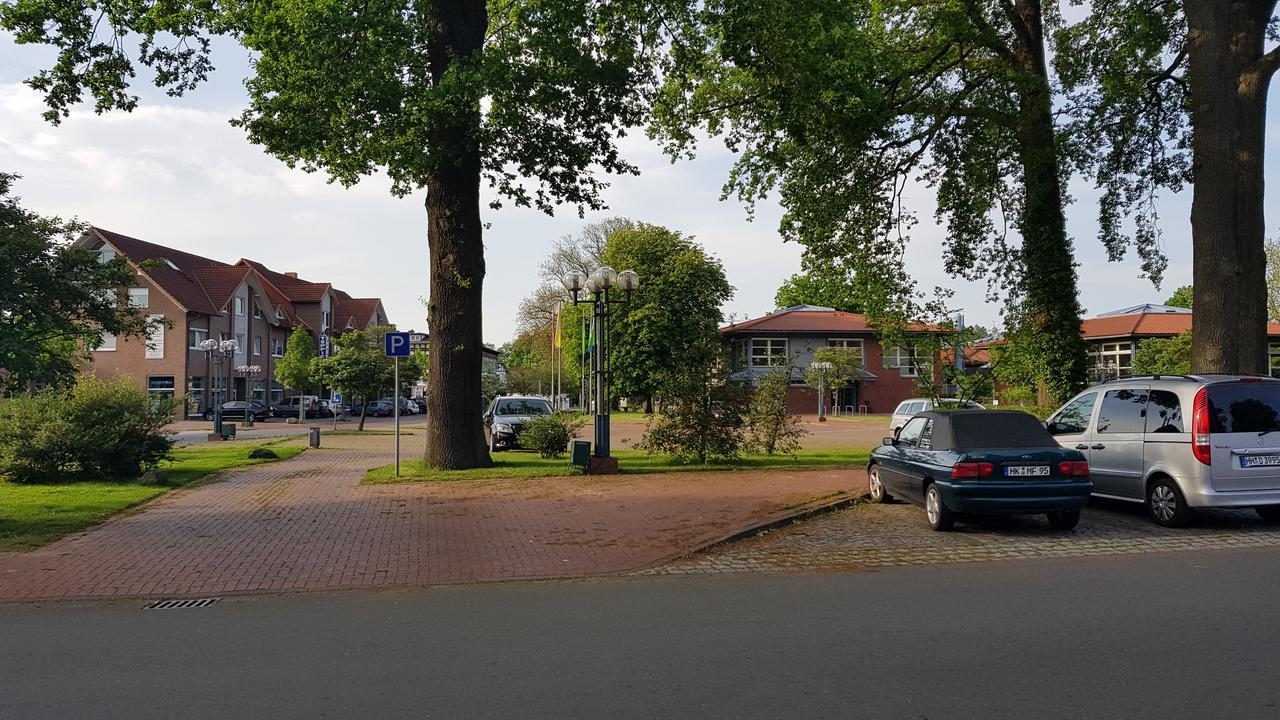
{"left": 721, "top": 305, "right": 942, "bottom": 414}
{"left": 76, "top": 228, "right": 389, "bottom": 417}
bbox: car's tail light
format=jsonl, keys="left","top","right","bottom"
{"left": 1058, "top": 460, "right": 1090, "bottom": 476}
{"left": 952, "top": 462, "right": 994, "bottom": 479}
{"left": 1192, "top": 387, "right": 1211, "bottom": 466}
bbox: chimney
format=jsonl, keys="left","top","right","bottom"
{"left": 284, "top": 272, "right": 298, "bottom": 278}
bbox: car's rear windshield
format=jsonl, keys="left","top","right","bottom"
{"left": 496, "top": 399, "right": 551, "bottom": 416}
{"left": 1208, "top": 382, "right": 1280, "bottom": 433}
{"left": 951, "top": 412, "right": 1053, "bottom": 448}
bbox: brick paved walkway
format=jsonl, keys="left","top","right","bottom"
{"left": 0, "top": 435, "right": 864, "bottom": 601}
{"left": 646, "top": 498, "right": 1280, "bottom": 576}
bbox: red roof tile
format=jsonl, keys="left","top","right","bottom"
{"left": 722, "top": 308, "right": 939, "bottom": 334}
{"left": 236, "top": 259, "right": 332, "bottom": 303}
{"left": 191, "top": 266, "right": 252, "bottom": 312}
{"left": 90, "top": 227, "right": 221, "bottom": 314}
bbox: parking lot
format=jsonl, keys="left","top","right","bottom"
{"left": 648, "top": 497, "right": 1280, "bottom": 576}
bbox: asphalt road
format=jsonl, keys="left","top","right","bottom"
{"left": 4, "top": 549, "right": 1279, "bottom": 719}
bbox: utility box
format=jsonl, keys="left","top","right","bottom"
{"left": 570, "top": 440, "right": 591, "bottom": 470}
{"left": 222, "top": 423, "right": 237, "bottom": 440}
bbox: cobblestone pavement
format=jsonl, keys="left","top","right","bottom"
{"left": 0, "top": 433, "right": 863, "bottom": 601}
{"left": 645, "top": 498, "right": 1280, "bottom": 575}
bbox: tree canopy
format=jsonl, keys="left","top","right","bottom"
{"left": 774, "top": 257, "right": 862, "bottom": 313}
{"left": 1165, "top": 285, "right": 1194, "bottom": 309}
{"left": 0, "top": 174, "right": 151, "bottom": 392}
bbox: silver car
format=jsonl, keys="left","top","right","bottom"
{"left": 1046, "top": 375, "right": 1280, "bottom": 527}
{"left": 889, "top": 398, "right": 985, "bottom": 433}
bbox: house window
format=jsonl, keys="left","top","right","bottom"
{"left": 187, "top": 377, "right": 205, "bottom": 412}
{"left": 235, "top": 297, "right": 246, "bottom": 316}
{"left": 275, "top": 308, "right": 285, "bottom": 320}
{"left": 1269, "top": 343, "right": 1280, "bottom": 378}
{"left": 251, "top": 379, "right": 267, "bottom": 402}
{"left": 188, "top": 328, "right": 208, "bottom": 350}
{"left": 883, "top": 346, "right": 924, "bottom": 377}
{"left": 732, "top": 339, "right": 749, "bottom": 369}
{"left": 750, "top": 338, "right": 788, "bottom": 367}
{"left": 322, "top": 310, "right": 331, "bottom": 330}
{"left": 145, "top": 315, "right": 165, "bottom": 359}
{"left": 1091, "top": 341, "right": 1133, "bottom": 379}
{"left": 254, "top": 303, "right": 264, "bottom": 319}
{"left": 97, "top": 332, "right": 117, "bottom": 351}
{"left": 827, "top": 338, "right": 865, "bottom": 366}
{"left": 147, "top": 376, "right": 175, "bottom": 396}
{"left": 253, "top": 336, "right": 263, "bottom": 356}
{"left": 98, "top": 247, "right": 116, "bottom": 263}
{"left": 270, "top": 381, "right": 285, "bottom": 403}
{"left": 128, "top": 288, "right": 149, "bottom": 308}
{"left": 271, "top": 337, "right": 285, "bottom": 357}
{"left": 235, "top": 334, "right": 246, "bottom": 357}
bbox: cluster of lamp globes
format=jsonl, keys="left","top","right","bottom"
{"left": 199, "top": 338, "right": 240, "bottom": 355}
{"left": 562, "top": 266, "right": 641, "bottom": 296}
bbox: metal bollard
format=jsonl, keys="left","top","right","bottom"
{"left": 309, "top": 426, "right": 321, "bottom": 448}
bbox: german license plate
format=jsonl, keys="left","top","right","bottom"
{"left": 1241, "top": 455, "right": 1280, "bottom": 468}
{"left": 1005, "top": 465, "right": 1050, "bottom": 477}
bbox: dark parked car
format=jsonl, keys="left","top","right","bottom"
{"left": 483, "top": 395, "right": 553, "bottom": 452}
{"left": 868, "top": 410, "right": 1093, "bottom": 531}
{"left": 204, "top": 400, "right": 273, "bottom": 422}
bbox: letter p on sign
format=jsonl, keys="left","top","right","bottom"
{"left": 385, "top": 332, "right": 411, "bottom": 357}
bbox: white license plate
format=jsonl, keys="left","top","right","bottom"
{"left": 1004, "top": 465, "right": 1050, "bottom": 477}
{"left": 1241, "top": 455, "right": 1280, "bottom": 468}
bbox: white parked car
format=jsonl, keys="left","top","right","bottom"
{"left": 889, "top": 398, "right": 985, "bottom": 433}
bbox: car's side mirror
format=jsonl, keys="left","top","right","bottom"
{"left": 882, "top": 437, "right": 895, "bottom": 446}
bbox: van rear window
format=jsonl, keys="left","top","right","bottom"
{"left": 1208, "top": 383, "right": 1280, "bottom": 433}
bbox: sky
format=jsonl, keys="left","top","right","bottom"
{"left": 4, "top": 31, "right": 1273, "bottom": 345}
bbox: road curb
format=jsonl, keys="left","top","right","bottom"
{"left": 628, "top": 491, "right": 869, "bottom": 574}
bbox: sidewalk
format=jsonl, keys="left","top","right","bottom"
{"left": 0, "top": 434, "right": 865, "bottom": 601}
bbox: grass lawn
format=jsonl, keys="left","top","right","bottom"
{"left": 364, "top": 448, "right": 869, "bottom": 484}
{"left": 0, "top": 439, "right": 305, "bottom": 552}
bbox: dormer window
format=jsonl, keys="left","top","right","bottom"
{"left": 161, "top": 258, "right": 179, "bottom": 270}
{"left": 275, "top": 308, "right": 284, "bottom": 320}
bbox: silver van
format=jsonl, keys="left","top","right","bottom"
{"left": 1046, "top": 375, "right": 1280, "bottom": 526}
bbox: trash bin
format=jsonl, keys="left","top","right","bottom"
{"left": 309, "top": 426, "right": 321, "bottom": 448}
{"left": 570, "top": 440, "right": 591, "bottom": 469}
{"left": 223, "top": 423, "right": 237, "bottom": 440}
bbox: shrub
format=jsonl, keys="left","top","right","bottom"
{"left": 638, "top": 340, "right": 750, "bottom": 463}
{"left": 0, "top": 377, "right": 175, "bottom": 483}
{"left": 519, "top": 412, "right": 586, "bottom": 458}
{"left": 746, "top": 370, "right": 807, "bottom": 455}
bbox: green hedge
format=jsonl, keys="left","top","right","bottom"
{"left": 0, "top": 377, "right": 175, "bottom": 483}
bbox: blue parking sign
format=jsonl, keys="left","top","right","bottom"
{"left": 385, "top": 332, "right": 411, "bottom": 357}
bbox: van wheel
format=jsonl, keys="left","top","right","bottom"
{"left": 925, "top": 484, "right": 954, "bottom": 531}
{"left": 1047, "top": 510, "right": 1081, "bottom": 531}
{"left": 868, "top": 466, "right": 892, "bottom": 503}
{"left": 1256, "top": 506, "right": 1280, "bottom": 523}
{"left": 1147, "top": 478, "right": 1192, "bottom": 528}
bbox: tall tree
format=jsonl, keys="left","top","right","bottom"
{"left": 1, "top": 0, "right": 676, "bottom": 468}
{"left": 274, "top": 325, "right": 316, "bottom": 421}
{"left": 774, "top": 256, "right": 863, "bottom": 312}
{"left": 602, "top": 223, "right": 734, "bottom": 411}
{"left": 1058, "top": 2, "right": 1280, "bottom": 374}
{"left": 311, "top": 326, "right": 394, "bottom": 432}
{"left": 1165, "top": 285, "right": 1194, "bottom": 309}
{"left": 652, "top": 0, "right": 1090, "bottom": 401}
{"left": 0, "top": 174, "right": 151, "bottom": 393}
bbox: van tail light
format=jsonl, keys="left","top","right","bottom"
{"left": 1192, "top": 387, "right": 1211, "bottom": 465}
{"left": 1058, "top": 460, "right": 1090, "bottom": 476}
{"left": 952, "top": 462, "right": 994, "bottom": 479}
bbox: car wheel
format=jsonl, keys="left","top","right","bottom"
{"left": 925, "top": 483, "right": 955, "bottom": 531}
{"left": 204, "top": 410, "right": 214, "bottom": 421}
{"left": 1047, "top": 509, "right": 1081, "bottom": 531}
{"left": 1147, "top": 477, "right": 1192, "bottom": 528}
{"left": 1256, "top": 505, "right": 1280, "bottom": 523}
{"left": 868, "top": 465, "right": 892, "bottom": 503}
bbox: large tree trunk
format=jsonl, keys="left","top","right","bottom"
{"left": 1011, "top": 1, "right": 1087, "bottom": 402}
{"left": 1184, "top": 1, "right": 1276, "bottom": 374}
{"left": 423, "top": 0, "right": 493, "bottom": 469}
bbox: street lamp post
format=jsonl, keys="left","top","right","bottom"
{"left": 810, "top": 360, "right": 833, "bottom": 421}
{"left": 564, "top": 266, "right": 640, "bottom": 473}
{"left": 202, "top": 338, "right": 239, "bottom": 435}
{"left": 235, "top": 364, "right": 262, "bottom": 425}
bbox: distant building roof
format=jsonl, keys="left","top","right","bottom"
{"left": 1096, "top": 303, "right": 1192, "bottom": 317}
{"left": 1082, "top": 307, "right": 1280, "bottom": 340}
{"left": 723, "top": 307, "right": 941, "bottom": 334}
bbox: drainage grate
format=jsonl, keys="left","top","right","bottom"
{"left": 144, "top": 597, "right": 220, "bottom": 610}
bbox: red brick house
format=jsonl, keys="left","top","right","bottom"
{"left": 721, "top": 305, "right": 942, "bottom": 414}
{"left": 75, "top": 227, "right": 389, "bottom": 416}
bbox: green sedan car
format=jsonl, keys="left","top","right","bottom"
{"left": 869, "top": 409, "right": 1093, "bottom": 531}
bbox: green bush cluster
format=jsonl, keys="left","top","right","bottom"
{"left": 0, "top": 377, "right": 175, "bottom": 483}
{"left": 519, "top": 412, "right": 586, "bottom": 458}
